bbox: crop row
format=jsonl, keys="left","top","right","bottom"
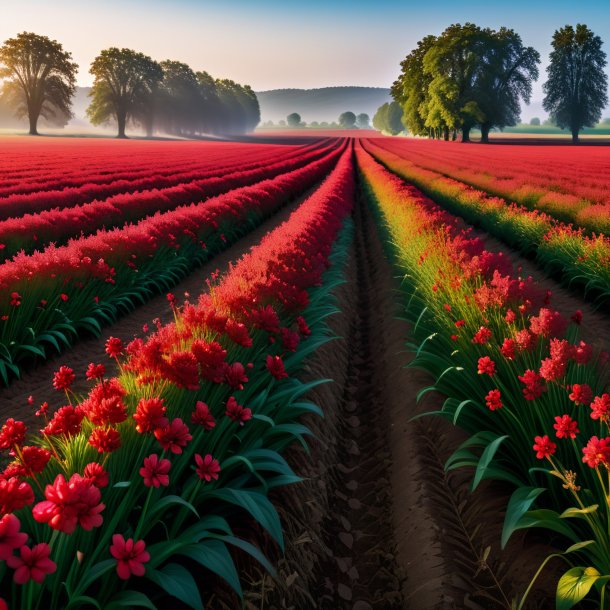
{"left": 372, "top": 138, "right": 610, "bottom": 232}
{"left": 0, "top": 142, "right": 346, "bottom": 383}
{"left": 362, "top": 139, "right": 610, "bottom": 309}
{"left": 0, "top": 139, "right": 335, "bottom": 221}
{"left": 357, "top": 141, "right": 610, "bottom": 609}
{"left": 0, "top": 146, "right": 355, "bottom": 609}
{"left": 0, "top": 139, "right": 339, "bottom": 259}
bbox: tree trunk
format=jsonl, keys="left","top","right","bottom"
{"left": 145, "top": 115, "right": 154, "bottom": 138}
{"left": 452, "top": 130, "right": 457, "bottom": 141}
{"left": 461, "top": 126, "right": 471, "bottom": 143}
{"left": 443, "top": 126, "right": 449, "bottom": 141}
{"left": 28, "top": 111, "right": 39, "bottom": 136}
{"left": 117, "top": 112, "right": 128, "bottom": 139}
{"left": 480, "top": 124, "right": 491, "bottom": 143}
{"left": 572, "top": 129, "right": 579, "bottom": 144}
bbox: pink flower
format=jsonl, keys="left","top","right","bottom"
{"left": 533, "top": 435, "right": 556, "bottom": 459}
{"left": 140, "top": 454, "right": 171, "bottom": 488}
{"left": 154, "top": 418, "right": 192, "bottom": 454}
{"left": 7, "top": 543, "right": 56, "bottom": 584}
{"left": 553, "top": 415, "right": 579, "bottom": 439}
{"left": 569, "top": 383, "right": 593, "bottom": 406}
{"left": 110, "top": 535, "right": 150, "bottom": 580}
{"left": 83, "top": 462, "right": 109, "bottom": 488}
{"left": 194, "top": 454, "right": 221, "bottom": 482}
{"left": 583, "top": 436, "right": 610, "bottom": 468}
{"left": 591, "top": 394, "right": 610, "bottom": 422}
{"left": 0, "top": 514, "right": 28, "bottom": 561}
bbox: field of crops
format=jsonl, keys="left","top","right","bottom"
{"left": 1, "top": 134, "right": 610, "bottom": 610}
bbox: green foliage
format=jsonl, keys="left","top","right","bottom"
{"left": 338, "top": 110, "right": 356, "bottom": 128}
{"left": 0, "top": 31, "right": 77, "bottom": 134}
{"left": 530, "top": 117, "right": 541, "bottom": 125}
{"left": 372, "top": 102, "right": 404, "bottom": 135}
{"left": 286, "top": 112, "right": 301, "bottom": 127}
{"left": 543, "top": 24, "right": 608, "bottom": 141}
{"left": 356, "top": 112, "right": 370, "bottom": 128}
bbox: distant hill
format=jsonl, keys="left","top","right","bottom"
{"left": 255, "top": 87, "right": 392, "bottom": 123}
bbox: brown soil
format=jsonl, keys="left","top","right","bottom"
{"left": 235, "top": 185, "right": 557, "bottom": 609}
{"left": 0, "top": 194, "right": 310, "bottom": 427}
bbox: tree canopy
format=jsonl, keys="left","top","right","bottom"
{"left": 87, "top": 48, "right": 163, "bottom": 138}
{"left": 286, "top": 112, "right": 301, "bottom": 127}
{"left": 372, "top": 102, "right": 405, "bottom": 135}
{"left": 356, "top": 113, "right": 370, "bottom": 128}
{"left": 543, "top": 24, "right": 608, "bottom": 143}
{"left": 392, "top": 23, "right": 539, "bottom": 142}
{"left": 0, "top": 31, "right": 78, "bottom": 135}
{"left": 338, "top": 111, "right": 356, "bottom": 128}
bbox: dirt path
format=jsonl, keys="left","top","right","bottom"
{"left": 0, "top": 194, "right": 310, "bottom": 426}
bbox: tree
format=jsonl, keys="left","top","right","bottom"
{"left": 373, "top": 102, "right": 404, "bottom": 135}
{"left": 157, "top": 60, "right": 201, "bottom": 136}
{"left": 356, "top": 113, "right": 370, "bottom": 128}
{"left": 87, "top": 48, "right": 163, "bottom": 138}
{"left": 196, "top": 70, "right": 221, "bottom": 134}
{"left": 475, "top": 28, "right": 540, "bottom": 142}
{"left": 543, "top": 24, "right": 608, "bottom": 143}
{"left": 530, "top": 117, "right": 541, "bottom": 125}
{"left": 392, "top": 35, "right": 437, "bottom": 137}
{"left": 339, "top": 111, "right": 356, "bottom": 128}
{"left": 0, "top": 32, "right": 77, "bottom": 135}
{"left": 286, "top": 112, "right": 301, "bottom": 127}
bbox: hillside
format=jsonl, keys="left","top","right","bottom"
{"left": 255, "top": 87, "right": 392, "bottom": 123}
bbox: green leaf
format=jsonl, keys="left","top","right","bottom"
{"left": 209, "top": 534, "right": 277, "bottom": 577}
{"left": 66, "top": 596, "right": 102, "bottom": 610}
{"left": 178, "top": 539, "right": 242, "bottom": 597}
{"left": 560, "top": 505, "right": 598, "bottom": 519}
{"left": 207, "top": 489, "right": 283, "bottom": 550}
{"left": 104, "top": 591, "right": 157, "bottom": 610}
{"left": 149, "top": 495, "right": 199, "bottom": 520}
{"left": 75, "top": 559, "right": 115, "bottom": 595}
{"left": 502, "top": 487, "right": 546, "bottom": 548}
{"left": 556, "top": 566, "right": 600, "bottom": 610}
{"left": 146, "top": 563, "right": 204, "bottom": 610}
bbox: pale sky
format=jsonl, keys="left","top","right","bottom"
{"left": 2, "top": 0, "right": 610, "bottom": 110}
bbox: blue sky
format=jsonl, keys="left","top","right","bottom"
{"left": 2, "top": 0, "right": 610, "bottom": 116}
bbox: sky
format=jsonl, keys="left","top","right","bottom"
{"left": 2, "top": 0, "right": 610, "bottom": 117}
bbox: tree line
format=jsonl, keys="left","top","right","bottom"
{"left": 269, "top": 111, "right": 370, "bottom": 129}
{"left": 390, "top": 23, "right": 608, "bottom": 143}
{"left": 0, "top": 32, "right": 260, "bottom": 138}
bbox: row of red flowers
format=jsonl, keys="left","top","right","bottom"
{"left": 0, "top": 145, "right": 355, "bottom": 609}
{"left": 356, "top": 140, "right": 610, "bottom": 608}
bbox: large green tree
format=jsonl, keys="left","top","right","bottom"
{"left": 356, "top": 112, "right": 370, "bottom": 128}
{"left": 338, "top": 111, "right": 356, "bottom": 128}
{"left": 543, "top": 24, "right": 608, "bottom": 143}
{"left": 0, "top": 32, "right": 77, "bottom": 135}
{"left": 372, "top": 102, "right": 405, "bottom": 135}
{"left": 286, "top": 112, "right": 301, "bottom": 127}
{"left": 196, "top": 70, "right": 221, "bottom": 134}
{"left": 157, "top": 60, "right": 201, "bottom": 136}
{"left": 475, "top": 28, "right": 540, "bottom": 142}
{"left": 87, "top": 48, "right": 163, "bottom": 138}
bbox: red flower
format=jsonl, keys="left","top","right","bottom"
{"left": 225, "top": 397, "right": 252, "bottom": 426}
{"left": 52, "top": 366, "right": 75, "bottom": 391}
{"left": 7, "top": 543, "right": 56, "bottom": 584}
{"left": 505, "top": 309, "right": 516, "bottom": 323}
{"left": 194, "top": 453, "right": 221, "bottom": 482}
{"left": 539, "top": 357, "right": 567, "bottom": 382}
{"left": 280, "top": 328, "right": 300, "bottom": 352}
{"left": 32, "top": 473, "right": 105, "bottom": 534}
{"left": 472, "top": 326, "right": 492, "bottom": 345}
{"left": 518, "top": 370, "right": 546, "bottom": 400}
{"left": 166, "top": 292, "right": 176, "bottom": 307}
{"left": 133, "top": 397, "right": 168, "bottom": 434}
{"left": 35, "top": 402, "right": 49, "bottom": 418}
{"left": 83, "top": 462, "right": 109, "bottom": 488}
{"left": 154, "top": 418, "right": 192, "bottom": 454}
{"left": 266, "top": 355, "right": 288, "bottom": 379}
{"left": 9, "top": 291, "right": 21, "bottom": 307}
{"left": 591, "top": 394, "right": 610, "bottom": 422}
{"left": 252, "top": 305, "right": 281, "bottom": 334}
{"left": 0, "top": 514, "right": 27, "bottom": 561}
{"left": 569, "top": 383, "right": 593, "bottom": 406}
{"left": 582, "top": 436, "right": 610, "bottom": 468}
{"left": 297, "top": 316, "right": 311, "bottom": 336}
{"left": 225, "top": 319, "right": 252, "bottom": 348}
{"left": 89, "top": 427, "right": 121, "bottom": 453}
{"left": 477, "top": 356, "right": 496, "bottom": 376}
{"left": 500, "top": 338, "right": 516, "bottom": 360}
{"left": 166, "top": 351, "right": 200, "bottom": 390}
{"left": 455, "top": 319, "right": 465, "bottom": 328}
{"left": 553, "top": 415, "right": 579, "bottom": 439}
{"left": 533, "top": 435, "right": 556, "bottom": 459}
{"left": 0, "top": 599, "right": 6, "bottom": 610}
{"left": 573, "top": 341, "right": 593, "bottom": 365}
{"left": 0, "top": 477, "right": 34, "bottom": 514}
{"left": 18, "top": 445, "right": 51, "bottom": 476}
{"left": 140, "top": 454, "right": 171, "bottom": 488}
{"left": 571, "top": 310, "right": 583, "bottom": 325}
{"left": 85, "top": 363, "right": 106, "bottom": 381}
{"left": 60, "top": 293, "right": 69, "bottom": 302}
{"left": 191, "top": 401, "right": 216, "bottom": 430}
{"left": 224, "top": 362, "right": 249, "bottom": 389}
{"left": 0, "top": 418, "right": 27, "bottom": 450}
{"left": 105, "top": 337, "right": 124, "bottom": 358}
{"left": 110, "top": 535, "right": 150, "bottom": 580}
{"left": 529, "top": 308, "right": 567, "bottom": 338}
{"left": 42, "top": 406, "right": 84, "bottom": 437}
{"left": 191, "top": 340, "right": 227, "bottom": 383}
{"left": 485, "top": 389, "right": 503, "bottom": 411}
